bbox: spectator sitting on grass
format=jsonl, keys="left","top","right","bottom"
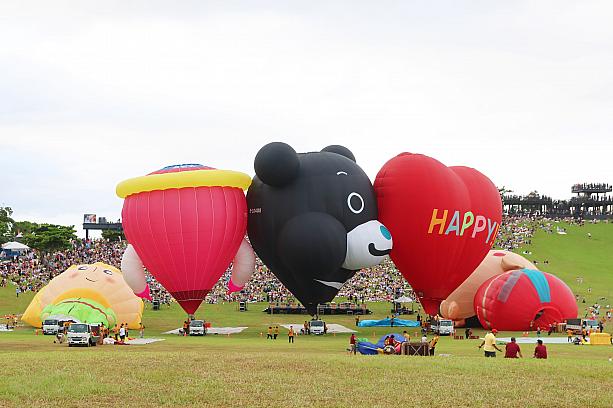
{"left": 534, "top": 339, "right": 548, "bottom": 359}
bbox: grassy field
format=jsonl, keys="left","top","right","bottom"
{"left": 1, "top": 221, "right": 612, "bottom": 407}
{"left": 512, "top": 220, "right": 613, "bottom": 308}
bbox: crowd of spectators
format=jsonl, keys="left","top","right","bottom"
{"left": 0, "top": 213, "right": 606, "bottom": 308}
{"left": 1, "top": 237, "right": 412, "bottom": 305}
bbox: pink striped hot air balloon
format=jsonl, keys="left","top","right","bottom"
{"left": 116, "top": 164, "right": 254, "bottom": 315}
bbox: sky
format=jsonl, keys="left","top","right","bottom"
{"left": 1, "top": 1, "right": 612, "bottom": 237}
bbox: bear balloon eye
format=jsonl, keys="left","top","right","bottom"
{"left": 103, "top": 269, "right": 113, "bottom": 275}
{"left": 78, "top": 266, "right": 88, "bottom": 270}
{"left": 347, "top": 192, "right": 364, "bottom": 214}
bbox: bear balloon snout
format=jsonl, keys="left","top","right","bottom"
{"left": 342, "top": 220, "right": 393, "bottom": 270}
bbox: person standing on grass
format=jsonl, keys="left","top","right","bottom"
{"left": 534, "top": 339, "right": 548, "bottom": 359}
{"left": 478, "top": 329, "right": 502, "bottom": 357}
{"left": 429, "top": 335, "right": 439, "bottom": 356}
{"left": 349, "top": 333, "right": 356, "bottom": 355}
{"left": 139, "top": 322, "right": 145, "bottom": 339}
{"left": 119, "top": 324, "right": 126, "bottom": 342}
{"left": 273, "top": 325, "right": 279, "bottom": 340}
{"left": 267, "top": 326, "right": 273, "bottom": 339}
{"left": 504, "top": 337, "right": 522, "bottom": 358}
{"left": 567, "top": 329, "right": 574, "bottom": 342}
{"left": 288, "top": 326, "right": 295, "bottom": 343}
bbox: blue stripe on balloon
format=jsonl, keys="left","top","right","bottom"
{"left": 521, "top": 269, "right": 551, "bottom": 303}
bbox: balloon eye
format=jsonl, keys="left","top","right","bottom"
{"left": 347, "top": 192, "right": 364, "bottom": 214}
{"left": 78, "top": 266, "right": 88, "bottom": 270}
{"left": 103, "top": 270, "right": 113, "bottom": 275}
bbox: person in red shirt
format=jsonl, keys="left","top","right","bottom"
{"left": 349, "top": 333, "right": 357, "bottom": 355}
{"left": 504, "top": 337, "right": 523, "bottom": 358}
{"left": 534, "top": 339, "right": 548, "bottom": 359}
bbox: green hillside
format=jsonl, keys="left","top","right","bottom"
{"left": 513, "top": 221, "right": 613, "bottom": 310}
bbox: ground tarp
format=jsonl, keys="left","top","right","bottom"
{"left": 279, "top": 323, "right": 356, "bottom": 333}
{"left": 358, "top": 318, "right": 419, "bottom": 327}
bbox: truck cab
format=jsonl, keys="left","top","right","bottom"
{"left": 431, "top": 319, "right": 454, "bottom": 335}
{"left": 42, "top": 319, "right": 60, "bottom": 335}
{"left": 308, "top": 319, "right": 326, "bottom": 335}
{"left": 67, "top": 323, "right": 100, "bottom": 347}
{"left": 189, "top": 320, "right": 206, "bottom": 336}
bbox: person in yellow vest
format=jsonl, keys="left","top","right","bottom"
{"left": 567, "top": 329, "right": 574, "bottom": 342}
{"left": 288, "top": 326, "right": 295, "bottom": 343}
{"left": 267, "top": 326, "right": 273, "bottom": 339}
{"left": 478, "top": 329, "right": 502, "bottom": 357}
{"left": 429, "top": 335, "right": 440, "bottom": 356}
{"left": 98, "top": 322, "right": 105, "bottom": 344}
{"left": 273, "top": 326, "right": 279, "bottom": 340}
{"left": 113, "top": 324, "right": 119, "bottom": 341}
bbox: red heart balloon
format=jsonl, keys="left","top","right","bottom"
{"left": 374, "top": 153, "right": 502, "bottom": 315}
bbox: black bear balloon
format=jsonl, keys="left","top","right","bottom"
{"left": 247, "top": 142, "right": 393, "bottom": 314}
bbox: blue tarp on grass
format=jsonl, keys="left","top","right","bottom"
{"left": 358, "top": 318, "right": 420, "bottom": 328}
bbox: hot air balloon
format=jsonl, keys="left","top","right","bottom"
{"left": 474, "top": 269, "right": 578, "bottom": 331}
{"left": 440, "top": 250, "right": 536, "bottom": 326}
{"left": 247, "top": 143, "right": 393, "bottom": 314}
{"left": 21, "top": 263, "right": 143, "bottom": 329}
{"left": 116, "top": 164, "right": 254, "bottom": 315}
{"left": 374, "top": 153, "right": 502, "bottom": 315}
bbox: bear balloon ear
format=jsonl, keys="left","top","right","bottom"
{"left": 254, "top": 142, "right": 300, "bottom": 187}
{"left": 321, "top": 145, "right": 356, "bottom": 162}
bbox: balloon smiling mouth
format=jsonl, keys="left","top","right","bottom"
{"left": 313, "top": 279, "right": 344, "bottom": 290}
{"left": 368, "top": 243, "right": 391, "bottom": 257}
{"left": 85, "top": 278, "right": 97, "bottom": 282}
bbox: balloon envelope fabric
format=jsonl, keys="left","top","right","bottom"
{"left": 374, "top": 153, "right": 502, "bottom": 315}
{"left": 117, "top": 164, "right": 251, "bottom": 315}
{"left": 474, "top": 268, "right": 578, "bottom": 331}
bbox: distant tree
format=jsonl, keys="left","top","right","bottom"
{"left": 23, "top": 224, "right": 77, "bottom": 255}
{"left": 497, "top": 186, "right": 513, "bottom": 203}
{"left": 0, "top": 207, "right": 15, "bottom": 245}
{"left": 11, "top": 220, "right": 40, "bottom": 237}
{"left": 102, "top": 229, "right": 125, "bottom": 242}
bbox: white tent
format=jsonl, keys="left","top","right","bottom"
{"left": 394, "top": 296, "right": 413, "bottom": 303}
{"left": 1, "top": 241, "right": 30, "bottom": 251}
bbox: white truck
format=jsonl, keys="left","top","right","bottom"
{"left": 67, "top": 323, "right": 100, "bottom": 347}
{"left": 566, "top": 318, "right": 599, "bottom": 334}
{"left": 42, "top": 319, "right": 61, "bottom": 335}
{"left": 189, "top": 320, "right": 207, "bottom": 336}
{"left": 430, "top": 319, "right": 454, "bottom": 336}
{"left": 308, "top": 319, "right": 326, "bottom": 335}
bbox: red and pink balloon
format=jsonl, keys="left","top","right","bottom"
{"left": 116, "top": 164, "right": 254, "bottom": 315}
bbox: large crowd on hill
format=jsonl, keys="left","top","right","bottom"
{"left": 0, "top": 214, "right": 604, "bottom": 308}
{"left": 1, "top": 238, "right": 412, "bottom": 305}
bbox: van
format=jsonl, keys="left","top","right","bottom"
{"left": 42, "top": 319, "right": 61, "bottom": 335}
{"left": 431, "top": 319, "right": 454, "bottom": 335}
{"left": 67, "top": 323, "right": 100, "bottom": 347}
{"left": 308, "top": 320, "right": 326, "bottom": 335}
{"left": 189, "top": 320, "right": 206, "bottom": 336}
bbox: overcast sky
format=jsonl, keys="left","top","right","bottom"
{"left": 1, "top": 1, "right": 612, "bottom": 237}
